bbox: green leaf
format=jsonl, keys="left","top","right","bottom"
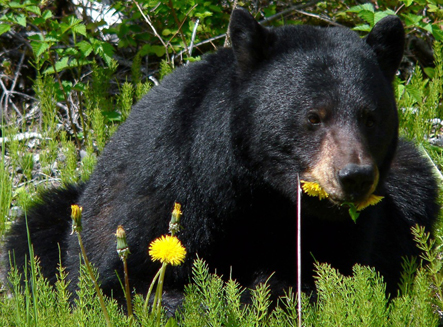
{"left": 46, "top": 57, "right": 70, "bottom": 74}
{"left": 431, "top": 27, "right": 443, "bottom": 41}
{"left": 195, "top": 11, "right": 213, "bottom": 19}
{"left": 28, "top": 33, "right": 44, "bottom": 41}
{"left": 73, "top": 82, "right": 86, "bottom": 92}
{"left": 101, "top": 111, "right": 122, "bottom": 122}
{"left": 61, "top": 79, "right": 73, "bottom": 90}
{"left": 42, "top": 35, "right": 59, "bottom": 43}
{"left": 405, "top": 84, "right": 423, "bottom": 103}
{"left": 348, "top": 4, "right": 376, "bottom": 25}
{"left": 165, "top": 318, "right": 178, "bottom": 327}
{"left": 92, "top": 40, "right": 115, "bottom": 66}
{"left": 162, "top": 28, "right": 174, "bottom": 36}
{"left": 72, "top": 23, "right": 87, "bottom": 36}
{"left": 358, "top": 11, "right": 375, "bottom": 25}
{"left": 346, "top": 203, "right": 360, "bottom": 223}
{"left": 208, "top": 4, "right": 222, "bottom": 13}
{"left": 77, "top": 40, "right": 93, "bottom": 57}
{"left": 185, "top": 56, "right": 201, "bottom": 62}
{"left": 42, "top": 10, "right": 53, "bottom": 20}
{"left": 31, "top": 41, "right": 49, "bottom": 57}
{"left": 32, "top": 17, "right": 46, "bottom": 25}
{"left": 396, "top": 84, "right": 405, "bottom": 103}
{"left": 59, "top": 22, "right": 70, "bottom": 34}
{"left": 348, "top": 3, "right": 375, "bottom": 13}
{"left": 352, "top": 24, "right": 371, "bottom": 32}
{"left": 400, "top": 0, "right": 414, "bottom": 6}
{"left": 8, "top": 2, "right": 24, "bottom": 9}
{"left": 423, "top": 67, "right": 435, "bottom": 79}
{"left": 67, "top": 16, "right": 82, "bottom": 26}
{"left": 26, "top": 5, "right": 41, "bottom": 16}
{"left": 59, "top": 17, "right": 82, "bottom": 35}
{"left": 420, "top": 23, "right": 433, "bottom": 34}
{"left": 402, "top": 13, "right": 423, "bottom": 27}
{"left": 374, "top": 11, "right": 396, "bottom": 25}
{"left": 15, "top": 14, "right": 26, "bottom": 27}
{"left": 145, "top": 45, "right": 166, "bottom": 57}
{"left": 43, "top": 58, "right": 92, "bottom": 74}
{"left": 0, "top": 24, "right": 11, "bottom": 36}
{"left": 64, "top": 47, "right": 78, "bottom": 56}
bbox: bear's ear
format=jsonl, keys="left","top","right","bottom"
{"left": 229, "top": 7, "right": 274, "bottom": 72}
{"left": 365, "top": 16, "right": 405, "bottom": 81}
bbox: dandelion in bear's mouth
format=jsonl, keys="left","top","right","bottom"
{"left": 300, "top": 181, "right": 329, "bottom": 200}
{"left": 300, "top": 180, "right": 384, "bottom": 210}
{"left": 355, "top": 194, "right": 384, "bottom": 211}
{"left": 149, "top": 235, "right": 186, "bottom": 266}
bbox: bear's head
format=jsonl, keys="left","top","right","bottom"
{"left": 229, "top": 8, "right": 404, "bottom": 209}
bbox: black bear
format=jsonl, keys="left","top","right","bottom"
{"left": 4, "top": 8, "right": 439, "bottom": 306}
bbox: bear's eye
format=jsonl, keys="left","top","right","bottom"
{"left": 307, "top": 113, "right": 321, "bottom": 125}
{"left": 365, "top": 116, "right": 375, "bottom": 128}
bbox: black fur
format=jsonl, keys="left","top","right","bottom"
{"left": 5, "top": 184, "right": 84, "bottom": 282}
{"left": 4, "top": 8, "right": 439, "bottom": 306}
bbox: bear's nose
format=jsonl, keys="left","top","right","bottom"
{"left": 337, "top": 163, "right": 376, "bottom": 200}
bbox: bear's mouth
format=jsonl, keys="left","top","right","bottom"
{"left": 300, "top": 180, "right": 383, "bottom": 211}
{"left": 302, "top": 160, "right": 380, "bottom": 205}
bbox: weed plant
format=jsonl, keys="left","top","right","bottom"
{"left": 2, "top": 252, "right": 441, "bottom": 326}
{"left": 0, "top": 141, "right": 12, "bottom": 234}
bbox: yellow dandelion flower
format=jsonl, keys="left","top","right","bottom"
{"left": 172, "top": 203, "right": 182, "bottom": 220}
{"left": 70, "top": 204, "right": 83, "bottom": 234}
{"left": 71, "top": 204, "right": 83, "bottom": 221}
{"left": 149, "top": 235, "right": 186, "bottom": 266}
{"left": 355, "top": 194, "right": 384, "bottom": 211}
{"left": 300, "top": 181, "right": 329, "bottom": 200}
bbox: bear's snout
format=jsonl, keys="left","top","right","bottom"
{"left": 337, "top": 163, "right": 378, "bottom": 201}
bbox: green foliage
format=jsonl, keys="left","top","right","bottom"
{"left": 0, "top": 0, "right": 113, "bottom": 70}
{"left": 398, "top": 256, "right": 419, "bottom": 296}
{"left": 0, "top": 0, "right": 117, "bottom": 146}
{"left": 80, "top": 147, "right": 98, "bottom": 182}
{"left": 2, "top": 248, "right": 443, "bottom": 326}
{"left": 394, "top": 41, "right": 443, "bottom": 183}
{"left": 176, "top": 258, "right": 442, "bottom": 326}
{"left": 314, "top": 263, "right": 389, "bottom": 326}
{"left": 348, "top": 3, "right": 396, "bottom": 31}
{"left": 33, "top": 75, "right": 58, "bottom": 139}
{"left": 159, "top": 60, "right": 174, "bottom": 81}
{"left": 412, "top": 224, "right": 443, "bottom": 311}
{"left": 92, "top": 107, "right": 107, "bottom": 153}
{"left": 387, "top": 268, "right": 439, "bottom": 326}
{"left": 119, "top": 82, "right": 134, "bottom": 122}
{"left": 59, "top": 132, "right": 79, "bottom": 185}
{"left": 136, "top": 82, "right": 153, "bottom": 102}
{"left": 109, "top": 0, "right": 229, "bottom": 61}
{"left": 0, "top": 141, "right": 13, "bottom": 235}
{"left": 346, "top": 0, "right": 443, "bottom": 41}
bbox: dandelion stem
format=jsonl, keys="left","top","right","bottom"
{"left": 143, "top": 268, "right": 162, "bottom": 312}
{"left": 77, "top": 234, "right": 113, "bottom": 327}
{"left": 153, "top": 263, "right": 167, "bottom": 326}
{"left": 115, "top": 225, "right": 133, "bottom": 319}
{"left": 123, "top": 257, "right": 133, "bottom": 318}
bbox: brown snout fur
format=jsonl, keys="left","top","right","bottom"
{"left": 303, "top": 128, "right": 379, "bottom": 202}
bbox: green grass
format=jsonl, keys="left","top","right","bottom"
{"left": 2, "top": 252, "right": 441, "bottom": 326}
